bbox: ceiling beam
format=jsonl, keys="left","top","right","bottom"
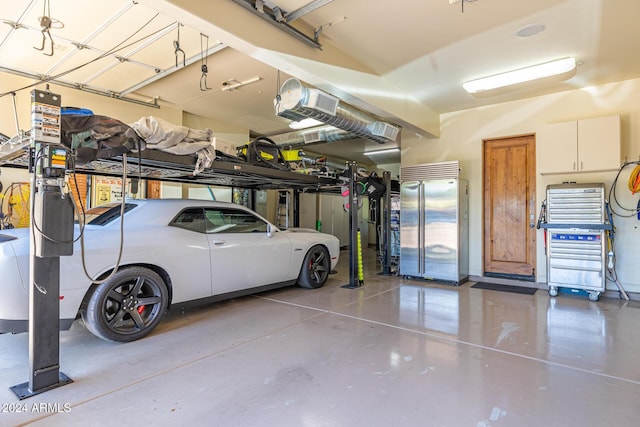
{"left": 0, "top": 66, "right": 160, "bottom": 109}
{"left": 286, "top": 0, "right": 335, "bottom": 23}
{"left": 230, "top": 0, "right": 322, "bottom": 49}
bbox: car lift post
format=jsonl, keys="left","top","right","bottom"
{"left": 11, "top": 89, "right": 73, "bottom": 399}
{"left": 293, "top": 188, "right": 300, "bottom": 227}
{"left": 342, "top": 162, "right": 362, "bottom": 289}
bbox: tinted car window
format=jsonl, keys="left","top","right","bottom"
{"left": 82, "top": 203, "right": 138, "bottom": 226}
{"left": 204, "top": 208, "right": 267, "bottom": 233}
{"left": 171, "top": 208, "right": 207, "bottom": 233}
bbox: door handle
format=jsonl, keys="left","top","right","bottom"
{"left": 212, "top": 240, "right": 225, "bottom": 246}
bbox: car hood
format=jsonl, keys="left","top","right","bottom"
{"left": 281, "top": 228, "right": 319, "bottom": 234}
{"left": 0, "top": 228, "right": 29, "bottom": 240}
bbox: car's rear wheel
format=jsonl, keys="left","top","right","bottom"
{"left": 81, "top": 266, "right": 168, "bottom": 342}
{"left": 297, "top": 245, "right": 330, "bottom": 289}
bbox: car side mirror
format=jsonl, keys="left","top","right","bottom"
{"left": 266, "top": 223, "right": 272, "bottom": 238}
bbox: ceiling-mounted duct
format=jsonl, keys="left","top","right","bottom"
{"left": 268, "top": 125, "right": 357, "bottom": 147}
{"left": 275, "top": 78, "right": 400, "bottom": 144}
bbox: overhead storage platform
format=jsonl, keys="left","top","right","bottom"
{"left": 1, "top": 145, "right": 337, "bottom": 190}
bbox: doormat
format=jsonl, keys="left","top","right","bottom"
{"left": 470, "top": 282, "right": 537, "bottom": 295}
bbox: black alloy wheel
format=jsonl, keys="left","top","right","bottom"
{"left": 81, "top": 266, "right": 168, "bottom": 342}
{"left": 298, "top": 245, "right": 330, "bottom": 289}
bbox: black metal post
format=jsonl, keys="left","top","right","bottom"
{"left": 342, "top": 162, "right": 361, "bottom": 288}
{"left": 293, "top": 188, "right": 300, "bottom": 228}
{"left": 11, "top": 89, "right": 72, "bottom": 400}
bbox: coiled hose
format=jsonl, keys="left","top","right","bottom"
{"left": 628, "top": 164, "right": 640, "bottom": 194}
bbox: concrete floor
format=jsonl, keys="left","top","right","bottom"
{"left": 1, "top": 248, "right": 640, "bottom": 426}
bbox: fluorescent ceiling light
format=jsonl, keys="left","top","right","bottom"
{"left": 289, "top": 118, "right": 323, "bottom": 129}
{"left": 463, "top": 57, "right": 576, "bottom": 94}
{"left": 363, "top": 148, "right": 400, "bottom": 156}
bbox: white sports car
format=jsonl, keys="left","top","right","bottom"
{"left": 0, "top": 198, "right": 340, "bottom": 342}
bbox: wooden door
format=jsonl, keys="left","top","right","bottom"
{"left": 483, "top": 135, "right": 536, "bottom": 280}
{"left": 146, "top": 180, "right": 161, "bottom": 199}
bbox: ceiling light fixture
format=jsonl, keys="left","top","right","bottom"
{"left": 516, "top": 23, "right": 545, "bottom": 38}
{"left": 363, "top": 148, "right": 400, "bottom": 156}
{"left": 462, "top": 57, "right": 576, "bottom": 94}
{"left": 220, "top": 76, "right": 261, "bottom": 91}
{"left": 288, "top": 118, "right": 323, "bottom": 130}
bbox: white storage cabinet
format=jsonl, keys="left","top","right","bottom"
{"left": 538, "top": 115, "right": 620, "bottom": 174}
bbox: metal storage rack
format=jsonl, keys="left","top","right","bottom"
{"left": 390, "top": 195, "right": 400, "bottom": 258}
{"left": 542, "top": 183, "right": 609, "bottom": 301}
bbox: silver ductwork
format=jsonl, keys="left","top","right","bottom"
{"left": 275, "top": 78, "right": 400, "bottom": 145}
{"left": 300, "top": 155, "right": 347, "bottom": 171}
{"left": 268, "top": 125, "right": 357, "bottom": 147}
{"left": 268, "top": 126, "right": 360, "bottom": 172}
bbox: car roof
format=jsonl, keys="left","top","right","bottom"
{"left": 130, "top": 198, "right": 238, "bottom": 208}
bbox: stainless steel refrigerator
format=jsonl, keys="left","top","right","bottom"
{"left": 400, "top": 178, "right": 469, "bottom": 283}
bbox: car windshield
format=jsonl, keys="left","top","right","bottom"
{"left": 78, "top": 203, "right": 138, "bottom": 226}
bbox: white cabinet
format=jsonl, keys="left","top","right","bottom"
{"left": 537, "top": 121, "right": 576, "bottom": 174}
{"left": 299, "top": 192, "right": 318, "bottom": 229}
{"left": 318, "top": 194, "right": 368, "bottom": 247}
{"left": 538, "top": 115, "right": 620, "bottom": 174}
{"left": 300, "top": 192, "right": 370, "bottom": 247}
{"left": 578, "top": 115, "right": 620, "bottom": 171}
{"left": 319, "top": 194, "right": 350, "bottom": 246}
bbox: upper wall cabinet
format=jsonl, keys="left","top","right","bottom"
{"left": 537, "top": 115, "right": 621, "bottom": 174}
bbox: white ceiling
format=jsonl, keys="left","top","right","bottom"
{"left": 2, "top": 0, "right": 640, "bottom": 167}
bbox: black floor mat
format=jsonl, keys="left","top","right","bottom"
{"left": 470, "top": 282, "right": 537, "bottom": 295}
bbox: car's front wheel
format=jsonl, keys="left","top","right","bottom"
{"left": 297, "top": 245, "right": 330, "bottom": 289}
{"left": 81, "top": 266, "right": 169, "bottom": 342}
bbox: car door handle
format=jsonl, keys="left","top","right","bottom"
{"left": 212, "top": 240, "right": 226, "bottom": 246}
